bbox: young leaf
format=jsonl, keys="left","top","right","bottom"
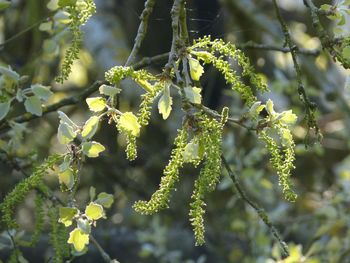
{"left": 188, "top": 57, "right": 204, "bottom": 81}
{"left": 184, "top": 86, "right": 202, "bottom": 104}
{"left": 158, "top": 84, "right": 173, "bottom": 120}
{"left": 31, "top": 84, "right": 53, "bottom": 101}
{"left": 0, "top": 101, "right": 11, "bottom": 121}
{"left": 266, "top": 99, "right": 276, "bottom": 116}
{"left": 59, "top": 155, "right": 72, "bottom": 172}
{"left": 58, "top": 111, "right": 76, "bottom": 127}
{"left": 86, "top": 97, "right": 106, "bottom": 112}
{"left": 0, "top": 66, "right": 19, "bottom": 82}
{"left": 58, "top": 168, "right": 75, "bottom": 190}
{"left": 95, "top": 192, "right": 114, "bottom": 208}
{"left": 99, "top": 84, "right": 121, "bottom": 97}
{"left": 118, "top": 112, "right": 141, "bottom": 137}
{"left": 85, "top": 202, "right": 104, "bottom": 221}
{"left": 58, "top": 0, "right": 77, "bottom": 8}
{"left": 279, "top": 110, "right": 297, "bottom": 125}
{"left": 59, "top": 207, "right": 78, "bottom": 227}
{"left": 67, "top": 228, "right": 89, "bottom": 252}
{"left": 249, "top": 101, "right": 265, "bottom": 118}
{"left": 82, "top": 141, "right": 105, "bottom": 158}
{"left": 81, "top": 116, "right": 100, "bottom": 139}
{"left": 77, "top": 218, "right": 91, "bottom": 234}
{"left": 57, "top": 123, "right": 76, "bottom": 144}
{"left": 24, "top": 96, "right": 42, "bottom": 116}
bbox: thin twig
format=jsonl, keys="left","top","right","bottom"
{"left": 237, "top": 42, "right": 320, "bottom": 56}
{"left": 272, "top": 0, "right": 318, "bottom": 132}
{"left": 125, "top": 0, "right": 157, "bottom": 66}
{"left": 221, "top": 156, "right": 289, "bottom": 258}
{"left": 91, "top": 236, "right": 120, "bottom": 263}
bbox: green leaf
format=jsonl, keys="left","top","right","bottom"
{"left": 95, "top": 192, "right": 114, "bottom": 208}
{"left": 58, "top": 0, "right": 77, "bottom": 8}
{"left": 118, "top": 112, "right": 141, "bottom": 137}
{"left": 99, "top": 84, "right": 121, "bottom": 97}
{"left": 67, "top": 228, "right": 89, "bottom": 252}
{"left": 342, "top": 46, "right": 350, "bottom": 60}
{"left": 39, "top": 21, "right": 53, "bottom": 32}
{"left": 77, "top": 218, "right": 91, "bottom": 234}
{"left": 0, "top": 66, "right": 20, "bottom": 82}
{"left": 24, "top": 96, "right": 42, "bottom": 116}
{"left": 58, "top": 168, "right": 75, "bottom": 190}
{"left": 59, "top": 155, "right": 72, "bottom": 172}
{"left": 59, "top": 207, "right": 78, "bottom": 227}
{"left": 0, "top": 101, "right": 11, "bottom": 121}
{"left": 81, "top": 116, "right": 100, "bottom": 139}
{"left": 320, "top": 4, "right": 332, "bottom": 11}
{"left": 0, "top": 0, "right": 10, "bottom": 10}
{"left": 58, "top": 111, "right": 76, "bottom": 127}
{"left": 86, "top": 97, "right": 106, "bottom": 112}
{"left": 279, "top": 110, "right": 298, "bottom": 125}
{"left": 31, "top": 84, "right": 53, "bottom": 101}
{"left": 47, "top": 0, "right": 59, "bottom": 11}
{"left": 57, "top": 123, "right": 76, "bottom": 144}
{"left": 158, "top": 84, "right": 173, "bottom": 120}
{"left": 82, "top": 141, "right": 105, "bottom": 158}
{"left": 266, "top": 99, "right": 276, "bottom": 116}
{"left": 184, "top": 86, "right": 202, "bottom": 104}
{"left": 85, "top": 202, "right": 104, "bottom": 220}
{"left": 188, "top": 57, "right": 204, "bottom": 81}
{"left": 249, "top": 101, "right": 265, "bottom": 118}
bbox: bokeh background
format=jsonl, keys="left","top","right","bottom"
{"left": 1, "top": 0, "right": 350, "bottom": 262}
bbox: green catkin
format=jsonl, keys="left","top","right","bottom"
{"left": 56, "top": 0, "right": 96, "bottom": 83}
{"left": 29, "top": 193, "right": 45, "bottom": 247}
{"left": 49, "top": 208, "right": 70, "bottom": 263}
{"left": 259, "top": 129, "right": 297, "bottom": 201}
{"left": 189, "top": 115, "right": 224, "bottom": 245}
{"left": 125, "top": 133, "right": 137, "bottom": 161}
{"left": 190, "top": 36, "right": 269, "bottom": 106}
{"left": 133, "top": 128, "right": 188, "bottom": 214}
{"left": 0, "top": 154, "right": 62, "bottom": 229}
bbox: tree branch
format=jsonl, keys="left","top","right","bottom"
{"left": 125, "top": 0, "right": 157, "bottom": 66}
{"left": 221, "top": 156, "right": 289, "bottom": 258}
{"left": 272, "top": 0, "right": 318, "bottom": 132}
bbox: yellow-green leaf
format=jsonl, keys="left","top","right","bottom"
{"left": 31, "top": 84, "right": 53, "bottom": 101}
{"left": 67, "top": 228, "right": 89, "bottom": 252}
{"left": 82, "top": 141, "right": 105, "bottom": 158}
{"left": 58, "top": 168, "right": 75, "bottom": 190}
{"left": 24, "top": 96, "right": 42, "bottom": 116}
{"left": 85, "top": 202, "right": 104, "bottom": 221}
{"left": 58, "top": 207, "right": 78, "bottom": 227}
{"left": 81, "top": 116, "right": 100, "bottom": 139}
{"left": 249, "top": 101, "right": 265, "bottom": 118}
{"left": 183, "top": 140, "right": 199, "bottom": 162}
{"left": 158, "top": 84, "right": 173, "bottom": 120}
{"left": 188, "top": 57, "right": 204, "bottom": 81}
{"left": 95, "top": 192, "right": 114, "bottom": 208}
{"left": 99, "top": 84, "right": 121, "bottom": 96}
{"left": 0, "top": 101, "right": 11, "bottom": 121}
{"left": 118, "top": 112, "right": 141, "bottom": 137}
{"left": 266, "top": 99, "right": 276, "bottom": 116}
{"left": 184, "top": 86, "right": 202, "bottom": 104}
{"left": 279, "top": 110, "right": 297, "bottom": 125}
{"left": 86, "top": 97, "right": 106, "bottom": 112}
{"left": 57, "top": 122, "right": 76, "bottom": 144}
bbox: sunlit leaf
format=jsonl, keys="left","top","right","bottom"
{"left": 82, "top": 141, "right": 105, "bottom": 158}
{"left": 67, "top": 228, "right": 89, "bottom": 252}
{"left": 266, "top": 99, "right": 275, "bottom": 116}
{"left": 58, "top": 0, "right": 77, "bottom": 8}
{"left": 118, "top": 112, "right": 141, "bottom": 137}
{"left": 0, "top": 101, "right": 11, "bottom": 121}
{"left": 184, "top": 86, "right": 202, "bottom": 104}
{"left": 183, "top": 140, "right": 199, "bottom": 162}
{"left": 99, "top": 84, "right": 121, "bottom": 97}
{"left": 135, "top": 79, "right": 153, "bottom": 93}
{"left": 58, "top": 168, "right": 75, "bottom": 190}
{"left": 77, "top": 218, "right": 91, "bottom": 234}
{"left": 188, "top": 57, "right": 204, "bottom": 81}
{"left": 158, "top": 84, "right": 173, "bottom": 120}
{"left": 81, "top": 116, "right": 100, "bottom": 139}
{"left": 0, "top": 66, "right": 19, "bottom": 82}
{"left": 85, "top": 202, "right": 104, "bottom": 221}
{"left": 59, "top": 155, "right": 72, "bottom": 172}
{"left": 342, "top": 46, "right": 350, "bottom": 60}
{"left": 59, "top": 207, "right": 78, "bottom": 227}
{"left": 249, "top": 101, "right": 265, "bottom": 118}
{"left": 279, "top": 110, "right": 298, "bottom": 125}
{"left": 57, "top": 123, "right": 76, "bottom": 144}
{"left": 24, "top": 96, "right": 42, "bottom": 116}
{"left": 58, "top": 111, "right": 76, "bottom": 127}
{"left": 31, "top": 84, "right": 53, "bottom": 101}
{"left": 86, "top": 97, "right": 106, "bottom": 112}
{"left": 39, "top": 21, "right": 53, "bottom": 32}
{"left": 95, "top": 192, "right": 114, "bottom": 208}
